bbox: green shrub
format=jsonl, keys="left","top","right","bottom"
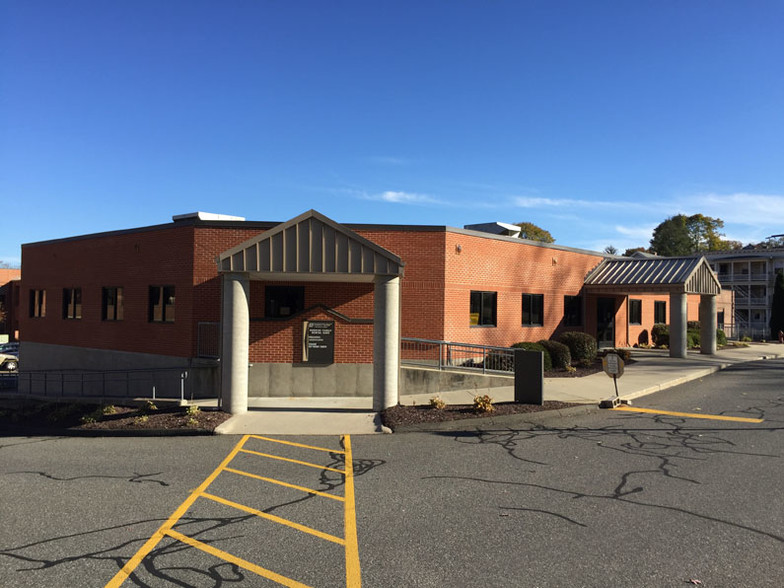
{"left": 717, "top": 329, "right": 727, "bottom": 346}
{"left": 483, "top": 351, "right": 515, "bottom": 372}
{"left": 557, "top": 332, "right": 597, "bottom": 366}
{"left": 600, "top": 348, "right": 631, "bottom": 362}
{"left": 687, "top": 321, "right": 701, "bottom": 330}
{"left": 651, "top": 323, "right": 669, "bottom": 347}
{"left": 511, "top": 342, "right": 552, "bottom": 371}
{"left": 538, "top": 339, "right": 571, "bottom": 370}
{"left": 687, "top": 329, "right": 700, "bottom": 349}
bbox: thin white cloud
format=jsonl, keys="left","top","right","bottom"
{"left": 512, "top": 195, "right": 650, "bottom": 211}
{"left": 615, "top": 224, "right": 657, "bottom": 240}
{"left": 367, "top": 190, "right": 444, "bottom": 205}
{"left": 683, "top": 192, "right": 784, "bottom": 227}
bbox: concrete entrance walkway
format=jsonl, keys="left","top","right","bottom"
{"left": 214, "top": 343, "right": 784, "bottom": 435}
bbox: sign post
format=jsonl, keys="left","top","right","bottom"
{"left": 599, "top": 352, "right": 626, "bottom": 408}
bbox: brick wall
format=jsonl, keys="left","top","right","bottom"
{"left": 441, "top": 232, "right": 604, "bottom": 347}
{"left": 354, "top": 229, "right": 446, "bottom": 341}
{"left": 248, "top": 281, "right": 374, "bottom": 363}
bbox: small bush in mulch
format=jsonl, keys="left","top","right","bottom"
{"left": 0, "top": 399, "right": 231, "bottom": 433}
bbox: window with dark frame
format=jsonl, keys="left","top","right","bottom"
{"left": 522, "top": 293, "right": 544, "bottom": 326}
{"left": 629, "top": 299, "right": 642, "bottom": 325}
{"left": 717, "top": 310, "right": 725, "bottom": 330}
{"left": 564, "top": 295, "right": 583, "bottom": 326}
{"left": 62, "top": 288, "right": 82, "bottom": 319}
{"left": 654, "top": 300, "right": 667, "bottom": 324}
{"left": 29, "top": 289, "right": 46, "bottom": 318}
{"left": 470, "top": 290, "right": 497, "bottom": 326}
{"left": 149, "top": 285, "right": 175, "bottom": 322}
{"left": 102, "top": 287, "right": 124, "bottom": 321}
{"left": 265, "top": 285, "right": 305, "bottom": 318}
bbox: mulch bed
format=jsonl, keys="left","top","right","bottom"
{"left": 0, "top": 399, "right": 231, "bottom": 434}
{"left": 381, "top": 400, "right": 582, "bottom": 429}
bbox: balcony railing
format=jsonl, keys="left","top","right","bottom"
{"left": 734, "top": 296, "right": 768, "bottom": 307}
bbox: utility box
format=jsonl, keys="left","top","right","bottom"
{"left": 514, "top": 349, "right": 543, "bottom": 405}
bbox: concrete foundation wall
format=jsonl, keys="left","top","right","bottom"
{"left": 18, "top": 342, "right": 219, "bottom": 400}
{"left": 248, "top": 363, "right": 374, "bottom": 397}
{"left": 400, "top": 366, "right": 513, "bottom": 397}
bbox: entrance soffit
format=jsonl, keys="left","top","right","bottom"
{"left": 584, "top": 256, "right": 721, "bottom": 295}
{"left": 217, "top": 209, "right": 404, "bottom": 282}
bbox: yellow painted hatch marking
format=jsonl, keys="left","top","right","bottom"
{"left": 165, "top": 529, "right": 311, "bottom": 588}
{"left": 239, "top": 448, "right": 346, "bottom": 473}
{"left": 250, "top": 434, "right": 346, "bottom": 454}
{"left": 342, "top": 435, "right": 362, "bottom": 588}
{"left": 105, "top": 434, "right": 361, "bottom": 587}
{"left": 201, "top": 491, "right": 346, "bottom": 545}
{"left": 224, "top": 466, "right": 345, "bottom": 501}
{"left": 613, "top": 405, "right": 764, "bottom": 423}
{"left": 105, "top": 434, "right": 252, "bottom": 588}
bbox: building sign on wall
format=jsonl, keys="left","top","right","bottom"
{"left": 303, "top": 320, "right": 335, "bottom": 364}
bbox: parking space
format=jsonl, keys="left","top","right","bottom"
{"left": 106, "top": 434, "right": 360, "bottom": 587}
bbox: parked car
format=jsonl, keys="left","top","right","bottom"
{"left": 0, "top": 352, "right": 17, "bottom": 372}
{"left": 0, "top": 342, "right": 19, "bottom": 356}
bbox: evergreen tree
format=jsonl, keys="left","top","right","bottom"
{"left": 650, "top": 215, "right": 692, "bottom": 256}
{"left": 770, "top": 271, "right": 784, "bottom": 340}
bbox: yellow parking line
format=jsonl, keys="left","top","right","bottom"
{"left": 105, "top": 434, "right": 252, "bottom": 588}
{"left": 201, "top": 491, "right": 346, "bottom": 545}
{"left": 613, "top": 405, "right": 763, "bottom": 423}
{"left": 342, "top": 435, "right": 361, "bottom": 588}
{"left": 250, "top": 434, "right": 346, "bottom": 454}
{"left": 224, "top": 466, "right": 345, "bottom": 501}
{"left": 239, "top": 448, "right": 346, "bottom": 473}
{"left": 165, "top": 529, "right": 311, "bottom": 588}
{"left": 106, "top": 434, "right": 361, "bottom": 587}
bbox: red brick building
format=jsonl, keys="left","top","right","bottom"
{"left": 0, "top": 268, "right": 21, "bottom": 341}
{"left": 18, "top": 210, "right": 728, "bottom": 409}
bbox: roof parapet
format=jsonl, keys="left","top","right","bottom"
{"left": 172, "top": 212, "right": 246, "bottom": 222}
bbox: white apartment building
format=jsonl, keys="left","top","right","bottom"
{"left": 705, "top": 247, "right": 784, "bottom": 340}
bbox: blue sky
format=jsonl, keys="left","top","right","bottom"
{"left": 2, "top": 1, "right": 784, "bottom": 266}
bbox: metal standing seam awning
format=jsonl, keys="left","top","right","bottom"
{"left": 216, "top": 209, "right": 404, "bottom": 282}
{"left": 214, "top": 209, "right": 405, "bottom": 414}
{"left": 583, "top": 256, "right": 721, "bottom": 295}
{"left": 583, "top": 255, "right": 722, "bottom": 358}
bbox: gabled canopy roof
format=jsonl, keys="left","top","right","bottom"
{"left": 217, "top": 209, "right": 404, "bottom": 282}
{"left": 584, "top": 256, "right": 721, "bottom": 295}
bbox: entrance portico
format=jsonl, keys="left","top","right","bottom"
{"left": 585, "top": 256, "right": 722, "bottom": 358}
{"left": 217, "top": 210, "right": 404, "bottom": 415}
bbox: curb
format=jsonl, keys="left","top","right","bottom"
{"left": 0, "top": 425, "right": 216, "bottom": 437}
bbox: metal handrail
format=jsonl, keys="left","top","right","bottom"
{"left": 401, "top": 337, "right": 515, "bottom": 374}
{"left": 11, "top": 366, "right": 217, "bottom": 403}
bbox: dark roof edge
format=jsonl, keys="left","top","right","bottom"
{"left": 447, "top": 227, "right": 605, "bottom": 256}
{"left": 22, "top": 216, "right": 602, "bottom": 257}
{"left": 21, "top": 218, "right": 280, "bottom": 248}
